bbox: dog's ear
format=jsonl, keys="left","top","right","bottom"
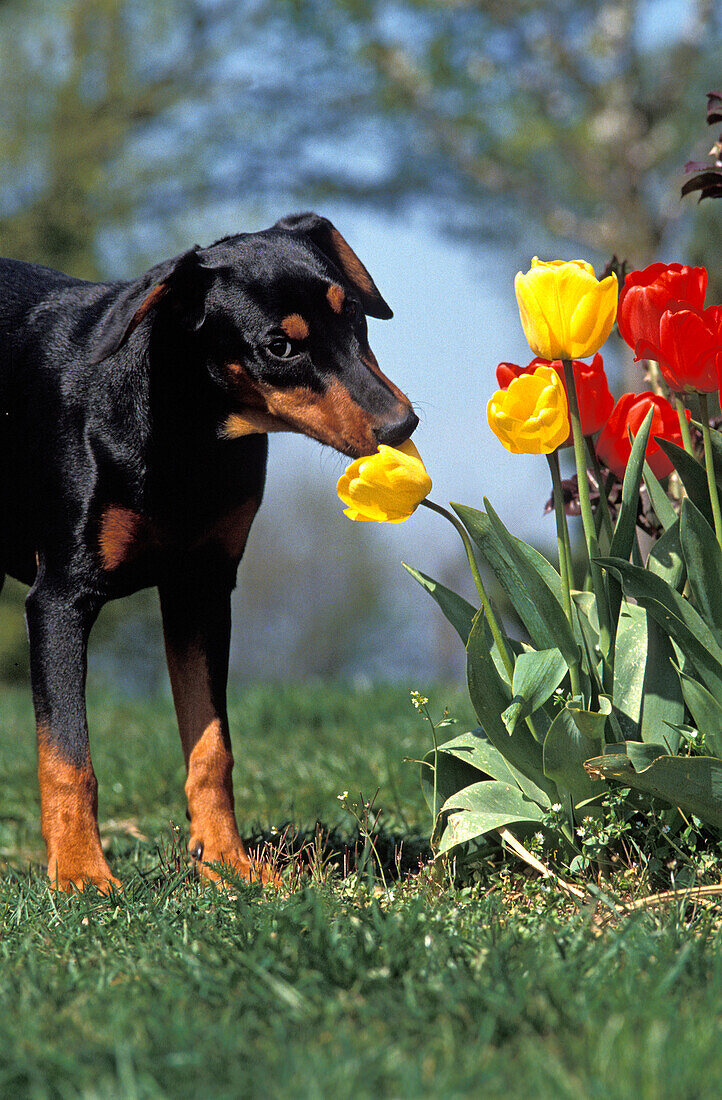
{"left": 274, "top": 212, "right": 393, "bottom": 319}
{"left": 89, "top": 246, "right": 207, "bottom": 364}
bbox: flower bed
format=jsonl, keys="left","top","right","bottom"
{"left": 337, "top": 253, "right": 722, "bottom": 875}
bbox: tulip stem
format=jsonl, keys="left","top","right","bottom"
{"left": 421, "top": 498, "right": 544, "bottom": 743}
{"left": 547, "top": 452, "right": 581, "bottom": 698}
{"left": 674, "top": 395, "right": 695, "bottom": 458}
{"left": 562, "top": 359, "right": 613, "bottom": 678}
{"left": 585, "top": 435, "right": 614, "bottom": 545}
{"left": 698, "top": 392, "right": 722, "bottom": 548}
{"left": 420, "top": 498, "right": 514, "bottom": 681}
{"left": 561, "top": 494, "right": 575, "bottom": 589}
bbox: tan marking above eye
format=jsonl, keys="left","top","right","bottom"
{"left": 280, "top": 314, "right": 310, "bottom": 340}
{"left": 326, "top": 284, "right": 346, "bottom": 314}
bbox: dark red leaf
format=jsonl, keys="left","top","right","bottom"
{"left": 707, "top": 91, "right": 722, "bottom": 125}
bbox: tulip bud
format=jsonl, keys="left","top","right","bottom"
{"left": 337, "top": 439, "right": 431, "bottom": 522}
{"left": 617, "top": 262, "right": 707, "bottom": 356}
{"left": 634, "top": 303, "right": 722, "bottom": 395}
{"left": 514, "top": 258, "right": 618, "bottom": 361}
{"left": 595, "top": 392, "right": 690, "bottom": 480}
{"left": 496, "top": 354, "right": 613, "bottom": 442}
{"left": 487, "top": 365, "right": 570, "bottom": 455}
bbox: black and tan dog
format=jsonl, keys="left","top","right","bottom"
{"left": 0, "top": 212, "right": 417, "bottom": 891}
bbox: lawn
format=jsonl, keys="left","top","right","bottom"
{"left": 2, "top": 682, "right": 722, "bottom": 1099}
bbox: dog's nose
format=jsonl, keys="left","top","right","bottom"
{"left": 374, "top": 408, "right": 419, "bottom": 447}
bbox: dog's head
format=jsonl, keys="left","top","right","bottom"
{"left": 90, "top": 213, "right": 417, "bottom": 458}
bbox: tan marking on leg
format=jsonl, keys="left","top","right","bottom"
{"left": 280, "top": 314, "right": 309, "bottom": 340}
{"left": 326, "top": 284, "right": 346, "bottom": 314}
{"left": 199, "top": 498, "right": 259, "bottom": 559}
{"left": 164, "top": 646, "right": 277, "bottom": 887}
{"left": 37, "top": 731, "right": 120, "bottom": 893}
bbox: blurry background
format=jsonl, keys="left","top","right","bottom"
{"left": 0, "top": 0, "right": 720, "bottom": 690}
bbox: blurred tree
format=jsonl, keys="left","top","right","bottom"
{"left": 285, "top": 0, "right": 721, "bottom": 265}
{"left": 3, "top": 0, "right": 719, "bottom": 280}
{"left": 1, "top": 0, "right": 720, "bottom": 685}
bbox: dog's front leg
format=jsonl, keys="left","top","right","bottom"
{"left": 160, "top": 569, "right": 271, "bottom": 885}
{"left": 25, "top": 579, "right": 120, "bottom": 893}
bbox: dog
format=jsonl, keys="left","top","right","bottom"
{"left": 0, "top": 212, "right": 418, "bottom": 891}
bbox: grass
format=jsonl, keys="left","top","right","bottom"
{"left": 2, "top": 682, "right": 722, "bottom": 1099}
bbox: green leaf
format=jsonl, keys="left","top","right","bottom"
{"left": 437, "top": 780, "right": 545, "bottom": 855}
{"left": 571, "top": 592, "right": 605, "bottom": 692}
{"left": 690, "top": 419, "right": 722, "bottom": 489}
{"left": 598, "top": 557, "right": 722, "bottom": 699}
{"left": 454, "top": 499, "right": 581, "bottom": 670}
{"left": 543, "top": 700, "right": 609, "bottom": 807}
{"left": 502, "top": 648, "right": 568, "bottom": 735}
{"left": 646, "top": 520, "right": 686, "bottom": 592}
{"left": 610, "top": 408, "right": 653, "bottom": 563}
{"left": 402, "top": 563, "right": 476, "bottom": 645}
{"left": 583, "top": 752, "right": 722, "bottom": 830}
{"left": 638, "top": 619, "right": 683, "bottom": 752}
{"left": 607, "top": 409, "right": 653, "bottom": 638}
{"left": 656, "top": 439, "right": 713, "bottom": 525}
{"left": 680, "top": 498, "right": 722, "bottom": 643}
{"left": 643, "top": 461, "right": 677, "bottom": 531}
{"left": 423, "top": 730, "right": 518, "bottom": 783}
{"left": 612, "top": 603, "right": 647, "bottom": 739}
{"left": 452, "top": 500, "right": 563, "bottom": 597}
{"left": 431, "top": 728, "right": 552, "bottom": 807}
{"left": 421, "top": 746, "right": 490, "bottom": 815}
{"left": 612, "top": 602, "right": 682, "bottom": 751}
{"left": 421, "top": 729, "right": 520, "bottom": 813}
{"left": 617, "top": 741, "right": 669, "bottom": 770}
{"left": 466, "top": 610, "right": 555, "bottom": 799}
{"left": 677, "top": 672, "right": 722, "bottom": 758}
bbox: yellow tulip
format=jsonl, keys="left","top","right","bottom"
{"left": 487, "top": 365, "right": 569, "bottom": 454}
{"left": 337, "top": 439, "right": 431, "bottom": 522}
{"left": 515, "top": 258, "right": 618, "bottom": 360}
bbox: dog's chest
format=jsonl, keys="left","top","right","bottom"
{"left": 97, "top": 498, "right": 259, "bottom": 574}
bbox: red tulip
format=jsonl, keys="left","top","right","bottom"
{"left": 634, "top": 303, "right": 722, "bottom": 395}
{"left": 617, "top": 262, "right": 707, "bottom": 356}
{"left": 495, "top": 354, "right": 614, "bottom": 441}
{"left": 595, "top": 392, "right": 690, "bottom": 480}
{"left": 496, "top": 361, "right": 535, "bottom": 388}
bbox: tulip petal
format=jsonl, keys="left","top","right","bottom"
{"left": 337, "top": 439, "right": 431, "bottom": 522}
{"left": 516, "top": 259, "right": 616, "bottom": 361}
{"left": 487, "top": 365, "right": 569, "bottom": 455}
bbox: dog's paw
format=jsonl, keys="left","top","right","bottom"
{"left": 190, "top": 841, "right": 282, "bottom": 889}
{"left": 46, "top": 854, "right": 122, "bottom": 895}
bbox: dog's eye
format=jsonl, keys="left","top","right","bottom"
{"left": 267, "top": 337, "right": 295, "bottom": 359}
{"left": 344, "top": 298, "right": 360, "bottom": 320}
